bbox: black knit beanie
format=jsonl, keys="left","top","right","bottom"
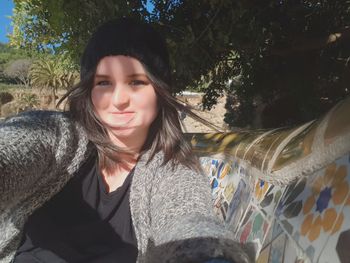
{"left": 80, "top": 18, "right": 171, "bottom": 84}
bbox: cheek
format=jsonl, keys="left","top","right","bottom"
{"left": 91, "top": 88, "right": 110, "bottom": 110}
{"left": 145, "top": 93, "right": 158, "bottom": 115}
{"left": 133, "top": 89, "right": 158, "bottom": 119}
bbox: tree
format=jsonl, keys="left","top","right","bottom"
{"left": 222, "top": 0, "right": 350, "bottom": 128}
{"left": 4, "top": 58, "right": 32, "bottom": 88}
{"left": 0, "top": 43, "right": 33, "bottom": 84}
{"left": 10, "top": 0, "right": 148, "bottom": 62}
{"left": 149, "top": 0, "right": 350, "bottom": 127}
{"left": 30, "top": 55, "right": 78, "bottom": 107}
{"left": 9, "top": 0, "right": 350, "bottom": 128}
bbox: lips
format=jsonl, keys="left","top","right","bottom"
{"left": 109, "top": 112, "right": 135, "bottom": 126}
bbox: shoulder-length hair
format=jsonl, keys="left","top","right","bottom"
{"left": 59, "top": 62, "right": 216, "bottom": 173}
{"left": 58, "top": 18, "right": 216, "bottom": 173}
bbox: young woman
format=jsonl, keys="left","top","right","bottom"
{"left": 0, "top": 18, "right": 253, "bottom": 263}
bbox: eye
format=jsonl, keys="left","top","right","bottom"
{"left": 95, "top": 80, "right": 111, "bottom": 86}
{"left": 129, "top": 79, "right": 149, "bottom": 86}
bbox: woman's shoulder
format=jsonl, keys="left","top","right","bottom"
{"left": 159, "top": 154, "right": 205, "bottom": 181}
{"left": 1, "top": 110, "right": 80, "bottom": 132}
{"left": 141, "top": 150, "right": 200, "bottom": 175}
{"left": 1, "top": 110, "right": 88, "bottom": 145}
{"left": 3, "top": 110, "right": 71, "bottom": 124}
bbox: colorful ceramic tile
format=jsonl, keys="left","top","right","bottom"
{"left": 235, "top": 134, "right": 262, "bottom": 158}
{"left": 191, "top": 132, "right": 248, "bottom": 155}
{"left": 269, "top": 233, "right": 287, "bottom": 263}
{"left": 324, "top": 98, "right": 350, "bottom": 145}
{"left": 318, "top": 161, "right": 350, "bottom": 263}
{"left": 257, "top": 245, "right": 270, "bottom": 263}
{"left": 335, "top": 228, "right": 350, "bottom": 263}
{"left": 272, "top": 121, "right": 317, "bottom": 172}
{"left": 262, "top": 218, "right": 283, "bottom": 249}
{"left": 299, "top": 157, "right": 350, "bottom": 261}
{"left": 261, "top": 128, "right": 296, "bottom": 172}
{"left": 236, "top": 205, "right": 271, "bottom": 250}
{"left": 276, "top": 154, "right": 350, "bottom": 262}
{"left": 318, "top": 209, "right": 350, "bottom": 262}
{"left": 243, "top": 134, "right": 270, "bottom": 167}
{"left": 254, "top": 180, "right": 272, "bottom": 204}
{"left": 244, "top": 128, "right": 293, "bottom": 171}
{"left": 254, "top": 179, "right": 285, "bottom": 220}
{"left": 283, "top": 236, "right": 303, "bottom": 263}
{"left": 226, "top": 178, "right": 253, "bottom": 232}
{"left": 275, "top": 177, "right": 306, "bottom": 226}
{"left": 195, "top": 117, "right": 350, "bottom": 263}
{"left": 200, "top": 157, "right": 246, "bottom": 221}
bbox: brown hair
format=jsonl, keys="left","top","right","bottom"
{"left": 58, "top": 18, "right": 217, "bottom": 172}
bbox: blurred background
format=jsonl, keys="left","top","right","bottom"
{"left": 1, "top": 0, "right": 349, "bottom": 130}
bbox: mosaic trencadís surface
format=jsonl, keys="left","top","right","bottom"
{"left": 189, "top": 96, "right": 350, "bottom": 262}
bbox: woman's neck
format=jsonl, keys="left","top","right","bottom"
{"left": 100, "top": 157, "right": 136, "bottom": 193}
{"left": 108, "top": 130, "right": 147, "bottom": 155}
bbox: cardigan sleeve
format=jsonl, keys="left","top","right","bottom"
{"left": 146, "top": 163, "right": 255, "bottom": 263}
{"left": 0, "top": 111, "right": 86, "bottom": 210}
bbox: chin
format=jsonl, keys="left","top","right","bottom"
{"left": 110, "top": 125, "right": 141, "bottom": 136}
{"left": 109, "top": 125, "right": 134, "bottom": 132}
{"left": 109, "top": 131, "right": 135, "bottom": 141}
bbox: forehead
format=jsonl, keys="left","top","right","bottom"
{"left": 95, "top": 55, "right": 146, "bottom": 75}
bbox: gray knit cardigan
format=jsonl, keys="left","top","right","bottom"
{"left": 0, "top": 111, "right": 254, "bottom": 263}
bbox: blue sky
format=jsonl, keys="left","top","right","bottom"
{"left": 0, "top": 0, "right": 14, "bottom": 43}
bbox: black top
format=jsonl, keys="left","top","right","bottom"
{"left": 14, "top": 155, "right": 138, "bottom": 263}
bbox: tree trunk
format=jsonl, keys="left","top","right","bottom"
{"left": 50, "top": 86, "right": 56, "bottom": 109}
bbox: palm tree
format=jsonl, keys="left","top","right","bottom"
{"left": 29, "top": 56, "right": 78, "bottom": 108}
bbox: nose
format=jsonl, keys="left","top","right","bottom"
{"left": 111, "top": 85, "right": 130, "bottom": 109}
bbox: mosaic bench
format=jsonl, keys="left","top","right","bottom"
{"left": 189, "top": 96, "right": 350, "bottom": 263}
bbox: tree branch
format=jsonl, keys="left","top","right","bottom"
{"left": 270, "top": 27, "right": 350, "bottom": 56}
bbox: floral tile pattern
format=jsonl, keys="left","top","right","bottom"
{"left": 200, "top": 150, "right": 350, "bottom": 263}
{"left": 199, "top": 150, "right": 350, "bottom": 262}
{"left": 267, "top": 154, "right": 350, "bottom": 262}
{"left": 300, "top": 164, "right": 348, "bottom": 242}
{"left": 193, "top": 97, "right": 350, "bottom": 262}
{"left": 318, "top": 164, "right": 350, "bottom": 263}
{"left": 295, "top": 156, "right": 349, "bottom": 262}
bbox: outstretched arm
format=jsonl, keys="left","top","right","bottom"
{"left": 147, "top": 163, "right": 254, "bottom": 263}
{"left": 0, "top": 111, "right": 88, "bottom": 210}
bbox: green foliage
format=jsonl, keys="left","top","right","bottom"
{"left": 0, "top": 83, "right": 20, "bottom": 92}
{"left": 223, "top": 0, "right": 350, "bottom": 128}
{"left": 9, "top": 0, "right": 350, "bottom": 127}
{"left": 0, "top": 43, "right": 35, "bottom": 84}
{"left": 30, "top": 54, "right": 78, "bottom": 88}
{"left": 0, "top": 43, "right": 8, "bottom": 52}
{"left": 4, "top": 58, "right": 32, "bottom": 88}
{"left": 10, "top": 0, "right": 149, "bottom": 62}
{"left": 30, "top": 55, "right": 79, "bottom": 106}
{"left": 18, "top": 93, "right": 39, "bottom": 109}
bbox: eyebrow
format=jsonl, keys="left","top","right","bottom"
{"left": 94, "top": 73, "right": 148, "bottom": 78}
{"left": 127, "top": 73, "right": 148, "bottom": 78}
{"left": 94, "top": 74, "right": 110, "bottom": 79}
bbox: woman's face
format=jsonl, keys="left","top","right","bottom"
{"left": 91, "top": 55, "right": 158, "bottom": 147}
